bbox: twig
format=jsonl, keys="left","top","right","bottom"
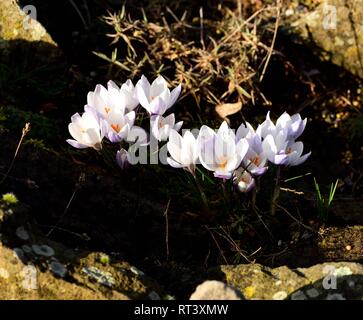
{"left": 68, "top": 0, "right": 89, "bottom": 30}
{"left": 280, "top": 187, "right": 304, "bottom": 195}
{"left": 199, "top": 7, "right": 205, "bottom": 50}
{"left": 259, "top": 0, "right": 281, "bottom": 82}
{"left": 271, "top": 165, "right": 281, "bottom": 215}
{"left": 205, "top": 226, "right": 228, "bottom": 264}
{"left": 163, "top": 199, "right": 171, "bottom": 260}
{"left": 46, "top": 173, "right": 85, "bottom": 237}
{"left": 275, "top": 203, "right": 317, "bottom": 234}
{"left": 218, "top": 226, "right": 252, "bottom": 263}
{"left": 0, "top": 123, "right": 30, "bottom": 186}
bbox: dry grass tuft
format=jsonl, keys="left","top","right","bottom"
{"left": 95, "top": 2, "right": 281, "bottom": 114}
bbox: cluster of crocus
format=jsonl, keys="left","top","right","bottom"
{"left": 67, "top": 75, "right": 182, "bottom": 168}
{"left": 67, "top": 75, "right": 311, "bottom": 194}
{"left": 166, "top": 111, "right": 311, "bottom": 193}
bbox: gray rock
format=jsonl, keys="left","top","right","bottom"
{"left": 284, "top": 0, "right": 363, "bottom": 78}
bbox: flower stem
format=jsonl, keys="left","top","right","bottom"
{"left": 194, "top": 175, "right": 209, "bottom": 210}
{"left": 271, "top": 166, "right": 281, "bottom": 215}
{"left": 251, "top": 184, "right": 257, "bottom": 210}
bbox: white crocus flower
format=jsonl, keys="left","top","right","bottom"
{"left": 258, "top": 111, "right": 310, "bottom": 166}
{"left": 275, "top": 111, "right": 307, "bottom": 141}
{"left": 167, "top": 129, "right": 198, "bottom": 175}
{"left": 87, "top": 84, "right": 123, "bottom": 117}
{"left": 136, "top": 75, "right": 181, "bottom": 115}
{"left": 151, "top": 114, "right": 183, "bottom": 141}
{"left": 86, "top": 80, "right": 138, "bottom": 119}
{"left": 67, "top": 111, "right": 105, "bottom": 151}
{"left": 102, "top": 109, "right": 136, "bottom": 143}
{"left": 107, "top": 80, "right": 139, "bottom": 112}
{"left": 198, "top": 122, "right": 249, "bottom": 179}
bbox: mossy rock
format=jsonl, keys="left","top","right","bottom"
{"left": 214, "top": 262, "right": 363, "bottom": 299}
{"left": 0, "top": 0, "right": 61, "bottom": 63}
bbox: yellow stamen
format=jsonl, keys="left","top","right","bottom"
{"left": 111, "top": 124, "right": 122, "bottom": 133}
{"left": 104, "top": 106, "right": 111, "bottom": 114}
{"left": 253, "top": 156, "right": 260, "bottom": 166}
{"left": 217, "top": 158, "right": 228, "bottom": 170}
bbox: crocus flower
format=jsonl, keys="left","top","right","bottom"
{"left": 167, "top": 129, "right": 198, "bottom": 175}
{"left": 116, "top": 148, "right": 130, "bottom": 169}
{"left": 236, "top": 123, "right": 268, "bottom": 176}
{"left": 136, "top": 75, "right": 181, "bottom": 115}
{"left": 258, "top": 111, "right": 311, "bottom": 166}
{"left": 101, "top": 109, "right": 136, "bottom": 143}
{"left": 107, "top": 80, "right": 139, "bottom": 112}
{"left": 284, "top": 141, "right": 311, "bottom": 166}
{"left": 198, "top": 122, "right": 249, "bottom": 179}
{"left": 261, "top": 130, "right": 289, "bottom": 165}
{"left": 151, "top": 114, "right": 183, "bottom": 141}
{"left": 275, "top": 112, "right": 307, "bottom": 141}
{"left": 233, "top": 168, "right": 255, "bottom": 193}
{"left": 67, "top": 111, "right": 105, "bottom": 151}
{"left": 87, "top": 80, "right": 139, "bottom": 116}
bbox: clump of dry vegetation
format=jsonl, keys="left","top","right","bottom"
{"left": 95, "top": 1, "right": 281, "bottom": 114}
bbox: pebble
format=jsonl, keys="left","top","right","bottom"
{"left": 21, "top": 245, "right": 32, "bottom": 253}
{"left": 306, "top": 288, "right": 320, "bottom": 298}
{"left": 16, "top": 226, "right": 29, "bottom": 241}
{"left": 148, "top": 291, "right": 161, "bottom": 300}
{"left": 32, "top": 244, "right": 55, "bottom": 257}
{"left": 130, "top": 266, "right": 145, "bottom": 276}
{"left": 49, "top": 261, "right": 67, "bottom": 278}
{"left": 291, "top": 290, "right": 307, "bottom": 300}
{"left": 272, "top": 291, "right": 287, "bottom": 300}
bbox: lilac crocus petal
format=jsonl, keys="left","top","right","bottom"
{"left": 290, "top": 151, "right": 311, "bottom": 166}
{"left": 233, "top": 169, "right": 255, "bottom": 192}
{"left": 256, "top": 111, "right": 276, "bottom": 139}
{"left": 66, "top": 139, "right": 88, "bottom": 149}
{"left": 167, "top": 157, "right": 184, "bottom": 169}
{"left": 250, "top": 166, "right": 268, "bottom": 176}
{"left": 169, "top": 84, "right": 182, "bottom": 107}
{"left": 214, "top": 171, "right": 232, "bottom": 179}
{"left": 236, "top": 122, "right": 255, "bottom": 142}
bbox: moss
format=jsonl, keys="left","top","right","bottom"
{"left": 2, "top": 193, "right": 18, "bottom": 205}
{"left": 98, "top": 253, "right": 110, "bottom": 265}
